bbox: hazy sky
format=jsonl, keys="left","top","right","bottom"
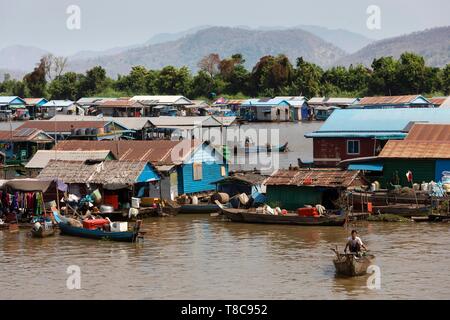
{"left": 1, "top": 0, "right": 449, "bottom": 55}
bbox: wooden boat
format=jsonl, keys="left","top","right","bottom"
{"left": 179, "top": 203, "right": 230, "bottom": 214}
{"left": 53, "top": 211, "right": 143, "bottom": 242}
{"left": 30, "top": 223, "right": 56, "bottom": 238}
{"left": 349, "top": 190, "right": 431, "bottom": 207}
{"left": 332, "top": 250, "right": 375, "bottom": 276}
{"left": 371, "top": 204, "right": 430, "bottom": 217}
{"left": 234, "top": 142, "right": 288, "bottom": 154}
{"left": 221, "top": 208, "right": 347, "bottom": 226}
{"left": 412, "top": 216, "right": 430, "bottom": 222}
{"left": 427, "top": 214, "right": 450, "bottom": 222}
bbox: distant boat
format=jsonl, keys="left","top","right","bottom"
{"left": 53, "top": 211, "right": 142, "bottom": 242}
{"left": 220, "top": 208, "right": 346, "bottom": 226}
{"left": 234, "top": 142, "right": 288, "bottom": 154}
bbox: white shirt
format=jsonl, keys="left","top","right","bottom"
{"left": 347, "top": 236, "right": 364, "bottom": 247}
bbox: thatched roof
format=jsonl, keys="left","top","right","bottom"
{"left": 37, "top": 160, "right": 150, "bottom": 186}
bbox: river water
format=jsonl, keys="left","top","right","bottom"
{"left": 1, "top": 216, "right": 450, "bottom": 300}
{"left": 2, "top": 120, "right": 450, "bottom": 299}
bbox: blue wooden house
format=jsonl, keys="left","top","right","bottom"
{"left": 177, "top": 142, "right": 228, "bottom": 194}
{"left": 240, "top": 98, "right": 291, "bottom": 122}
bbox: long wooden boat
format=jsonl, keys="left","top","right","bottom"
{"left": 333, "top": 251, "right": 375, "bottom": 276}
{"left": 349, "top": 190, "right": 431, "bottom": 207}
{"left": 234, "top": 142, "right": 288, "bottom": 154}
{"left": 53, "top": 211, "right": 142, "bottom": 242}
{"left": 221, "top": 208, "right": 346, "bottom": 226}
{"left": 179, "top": 203, "right": 232, "bottom": 214}
{"left": 371, "top": 204, "right": 430, "bottom": 217}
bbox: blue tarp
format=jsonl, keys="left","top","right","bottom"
{"left": 348, "top": 163, "right": 384, "bottom": 171}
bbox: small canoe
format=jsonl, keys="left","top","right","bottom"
{"left": 333, "top": 252, "right": 375, "bottom": 276}
{"left": 30, "top": 225, "right": 56, "bottom": 238}
{"left": 53, "top": 210, "right": 142, "bottom": 242}
{"left": 234, "top": 142, "right": 288, "bottom": 154}
{"left": 221, "top": 208, "right": 346, "bottom": 226}
{"left": 412, "top": 216, "right": 430, "bottom": 223}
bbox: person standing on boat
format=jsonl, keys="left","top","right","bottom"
{"left": 344, "top": 230, "right": 368, "bottom": 254}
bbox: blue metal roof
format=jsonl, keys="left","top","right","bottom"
{"left": 305, "top": 132, "right": 407, "bottom": 139}
{"left": 307, "top": 108, "right": 450, "bottom": 137}
{"left": 348, "top": 163, "right": 384, "bottom": 171}
{"left": 241, "top": 98, "right": 289, "bottom": 106}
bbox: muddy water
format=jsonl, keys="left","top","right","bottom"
{"left": 227, "top": 122, "right": 321, "bottom": 173}
{"left": 1, "top": 216, "right": 449, "bottom": 299}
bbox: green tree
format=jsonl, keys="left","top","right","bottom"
{"left": 441, "top": 64, "right": 450, "bottom": 95}
{"left": 23, "top": 57, "right": 47, "bottom": 97}
{"left": 156, "top": 66, "right": 192, "bottom": 95}
{"left": 368, "top": 56, "right": 399, "bottom": 95}
{"left": 77, "top": 66, "right": 109, "bottom": 96}
{"left": 250, "top": 54, "right": 294, "bottom": 96}
{"left": 396, "top": 52, "right": 426, "bottom": 94}
{"left": 48, "top": 72, "right": 79, "bottom": 100}
{"left": 292, "top": 57, "right": 323, "bottom": 98}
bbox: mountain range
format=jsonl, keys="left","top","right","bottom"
{"left": 0, "top": 25, "right": 448, "bottom": 80}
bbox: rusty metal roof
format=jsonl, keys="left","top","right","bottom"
{"left": 264, "top": 169, "right": 361, "bottom": 188}
{"left": 54, "top": 139, "right": 201, "bottom": 165}
{"left": 429, "top": 97, "right": 447, "bottom": 106}
{"left": 406, "top": 124, "right": 450, "bottom": 141}
{"left": 98, "top": 100, "right": 143, "bottom": 108}
{"left": 380, "top": 140, "right": 450, "bottom": 159}
{"left": 0, "top": 128, "right": 53, "bottom": 142}
{"left": 18, "top": 120, "right": 107, "bottom": 132}
{"left": 358, "top": 95, "right": 423, "bottom": 105}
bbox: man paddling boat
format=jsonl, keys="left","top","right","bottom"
{"left": 344, "top": 230, "right": 368, "bottom": 255}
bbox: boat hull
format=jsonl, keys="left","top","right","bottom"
{"left": 222, "top": 209, "right": 346, "bottom": 226}
{"left": 179, "top": 204, "right": 221, "bottom": 214}
{"left": 58, "top": 222, "right": 138, "bottom": 242}
{"left": 31, "top": 227, "right": 56, "bottom": 238}
{"left": 333, "top": 254, "right": 375, "bottom": 276}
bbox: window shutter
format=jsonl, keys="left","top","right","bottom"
{"left": 193, "top": 162, "right": 202, "bottom": 180}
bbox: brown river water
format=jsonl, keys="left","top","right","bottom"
{"left": 1, "top": 216, "right": 450, "bottom": 300}
{"left": 1, "top": 121, "right": 450, "bottom": 299}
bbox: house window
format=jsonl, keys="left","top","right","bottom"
{"left": 193, "top": 162, "right": 203, "bottom": 180}
{"left": 220, "top": 165, "right": 226, "bottom": 177}
{"left": 347, "top": 140, "right": 360, "bottom": 155}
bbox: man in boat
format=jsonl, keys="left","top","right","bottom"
{"left": 344, "top": 230, "right": 368, "bottom": 255}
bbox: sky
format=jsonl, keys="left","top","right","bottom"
{"left": 0, "top": 0, "right": 449, "bottom": 55}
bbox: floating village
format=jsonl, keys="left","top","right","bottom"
{"left": 1, "top": 94, "right": 450, "bottom": 276}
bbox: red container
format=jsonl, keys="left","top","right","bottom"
{"left": 104, "top": 194, "right": 119, "bottom": 210}
{"left": 82, "top": 219, "right": 109, "bottom": 230}
{"left": 297, "top": 207, "right": 319, "bottom": 217}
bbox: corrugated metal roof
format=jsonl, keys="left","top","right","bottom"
{"left": 23, "top": 98, "right": 47, "bottom": 105}
{"left": 25, "top": 150, "right": 112, "bottom": 169}
{"left": 264, "top": 169, "right": 360, "bottom": 187}
{"left": 130, "top": 95, "right": 192, "bottom": 105}
{"left": 0, "top": 128, "right": 53, "bottom": 142}
{"left": 429, "top": 97, "right": 447, "bottom": 106}
{"left": 380, "top": 140, "right": 450, "bottom": 159}
{"left": 54, "top": 139, "right": 201, "bottom": 165}
{"left": 0, "top": 96, "right": 22, "bottom": 104}
{"left": 357, "top": 95, "right": 429, "bottom": 105}
{"left": 307, "top": 109, "right": 450, "bottom": 135}
{"left": 18, "top": 120, "right": 108, "bottom": 132}
{"left": 241, "top": 98, "right": 289, "bottom": 106}
{"left": 406, "top": 124, "right": 450, "bottom": 141}
{"left": 42, "top": 100, "right": 74, "bottom": 107}
{"left": 99, "top": 100, "right": 142, "bottom": 107}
